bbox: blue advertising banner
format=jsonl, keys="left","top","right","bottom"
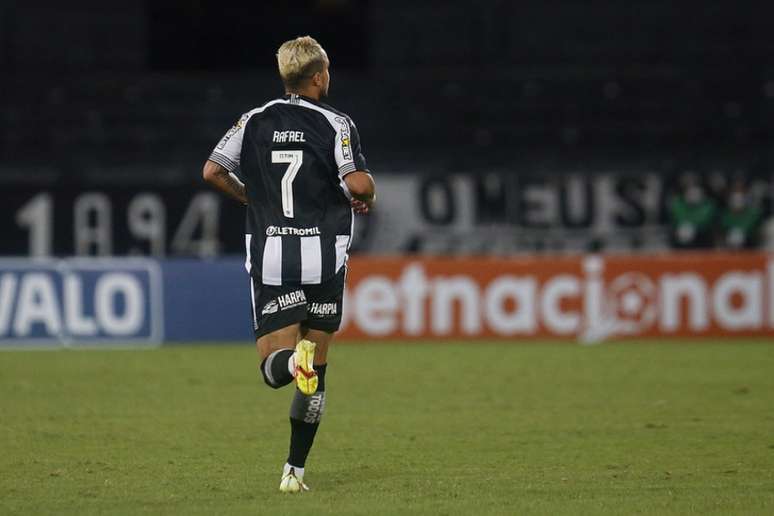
{"left": 0, "top": 259, "right": 164, "bottom": 347}
{"left": 0, "top": 258, "right": 254, "bottom": 348}
{"left": 161, "top": 258, "right": 252, "bottom": 342}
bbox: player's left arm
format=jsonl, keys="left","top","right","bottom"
{"left": 345, "top": 172, "right": 375, "bottom": 214}
{"left": 338, "top": 118, "right": 376, "bottom": 214}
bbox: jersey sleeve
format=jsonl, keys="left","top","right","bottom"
{"left": 333, "top": 116, "right": 369, "bottom": 178}
{"left": 208, "top": 113, "right": 250, "bottom": 172}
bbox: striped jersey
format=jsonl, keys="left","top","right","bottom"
{"left": 209, "top": 93, "right": 369, "bottom": 285}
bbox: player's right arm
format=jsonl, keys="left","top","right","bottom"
{"left": 203, "top": 113, "right": 250, "bottom": 204}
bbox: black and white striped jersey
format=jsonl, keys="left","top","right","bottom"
{"left": 209, "top": 93, "right": 369, "bottom": 286}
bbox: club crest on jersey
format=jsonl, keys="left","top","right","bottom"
{"left": 277, "top": 290, "right": 307, "bottom": 311}
{"left": 262, "top": 300, "right": 279, "bottom": 315}
{"left": 334, "top": 116, "right": 352, "bottom": 160}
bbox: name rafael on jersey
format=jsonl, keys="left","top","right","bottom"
{"left": 273, "top": 130, "right": 306, "bottom": 143}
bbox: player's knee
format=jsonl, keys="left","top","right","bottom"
{"left": 260, "top": 350, "right": 295, "bottom": 389}
{"left": 261, "top": 366, "right": 284, "bottom": 389}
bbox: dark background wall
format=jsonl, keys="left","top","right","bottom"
{"left": 0, "top": 0, "right": 773, "bottom": 257}
{"left": 1, "top": 0, "right": 772, "bottom": 184}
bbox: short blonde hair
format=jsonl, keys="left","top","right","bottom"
{"left": 276, "top": 36, "right": 328, "bottom": 89}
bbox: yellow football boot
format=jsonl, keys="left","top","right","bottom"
{"left": 293, "top": 339, "right": 318, "bottom": 395}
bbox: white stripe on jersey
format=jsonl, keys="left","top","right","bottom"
{"left": 348, "top": 206, "right": 355, "bottom": 251}
{"left": 335, "top": 235, "right": 350, "bottom": 273}
{"left": 245, "top": 234, "right": 252, "bottom": 273}
{"left": 250, "top": 279, "right": 258, "bottom": 329}
{"left": 246, "top": 234, "right": 258, "bottom": 328}
{"left": 300, "top": 236, "right": 322, "bottom": 284}
{"left": 262, "top": 236, "right": 283, "bottom": 285}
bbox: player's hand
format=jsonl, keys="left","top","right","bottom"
{"left": 351, "top": 199, "right": 370, "bottom": 214}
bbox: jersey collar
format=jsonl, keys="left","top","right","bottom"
{"left": 284, "top": 93, "right": 323, "bottom": 106}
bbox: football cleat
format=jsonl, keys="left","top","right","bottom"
{"left": 293, "top": 339, "right": 318, "bottom": 395}
{"left": 279, "top": 464, "right": 309, "bottom": 493}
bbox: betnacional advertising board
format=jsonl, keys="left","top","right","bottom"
{"left": 1, "top": 253, "right": 773, "bottom": 347}
{"left": 340, "top": 253, "right": 774, "bottom": 341}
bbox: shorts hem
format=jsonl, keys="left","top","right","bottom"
{"left": 253, "top": 310, "right": 307, "bottom": 340}
{"left": 304, "top": 319, "right": 342, "bottom": 334}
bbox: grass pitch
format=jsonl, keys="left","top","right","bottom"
{"left": 1, "top": 341, "right": 773, "bottom": 515}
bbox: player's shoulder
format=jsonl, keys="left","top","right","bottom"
{"left": 319, "top": 102, "right": 359, "bottom": 127}
{"left": 242, "top": 97, "right": 289, "bottom": 121}
{"left": 296, "top": 97, "right": 356, "bottom": 126}
{"left": 315, "top": 101, "right": 351, "bottom": 121}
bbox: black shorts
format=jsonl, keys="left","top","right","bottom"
{"left": 249, "top": 267, "right": 346, "bottom": 339}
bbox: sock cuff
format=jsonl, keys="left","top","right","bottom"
{"left": 263, "top": 350, "right": 282, "bottom": 386}
{"left": 262, "top": 349, "right": 293, "bottom": 388}
{"left": 287, "top": 352, "right": 296, "bottom": 376}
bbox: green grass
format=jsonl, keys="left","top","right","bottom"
{"left": 1, "top": 341, "right": 773, "bottom": 515}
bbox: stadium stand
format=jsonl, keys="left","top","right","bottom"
{"left": 1, "top": 1, "right": 771, "bottom": 251}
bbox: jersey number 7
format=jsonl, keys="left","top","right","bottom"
{"left": 272, "top": 150, "right": 303, "bottom": 218}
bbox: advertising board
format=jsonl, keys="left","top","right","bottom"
{"left": 2, "top": 253, "right": 771, "bottom": 346}
{"left": 339, "top": 253, "right": 774, "bottom": 341}
{"left": 0, "top": 258, "right": 163, "bottom": 347}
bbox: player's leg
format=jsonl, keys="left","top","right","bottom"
{"left": 300, "top": 327, "right": 333, "bottom": 366}
{"left": 251, "top": 275, "right": 313, "bottom": 391}
{"left": 281, "top": 328, "right": 334, "bottom": 493}
{"left": 281, "top": 268, "right": 345, "bottom": 492}
{"left": 257, "top": 324, "right": 301, "bottom": 390}
{"left": 285, "top": 327, "right": 334, "bottom": 470}
{"left": 257, "top": 323, "right": 298, "bottom": 359}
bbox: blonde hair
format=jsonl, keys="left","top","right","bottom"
{"left": 276, "top": 36, "right": 328, "bottom": 89}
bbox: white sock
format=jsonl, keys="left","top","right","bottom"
{"left": 287, "top": 353, "right": 296, "bottom": 376}
{"left": 284, "top": 463, "right": 304, "bottom": 479}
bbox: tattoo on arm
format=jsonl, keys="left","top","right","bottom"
{"left": 221, "top": 171, "right": 247, "bottom": 203}
{"left": 203, "top": 160, "right": 247, "bottom": 205}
